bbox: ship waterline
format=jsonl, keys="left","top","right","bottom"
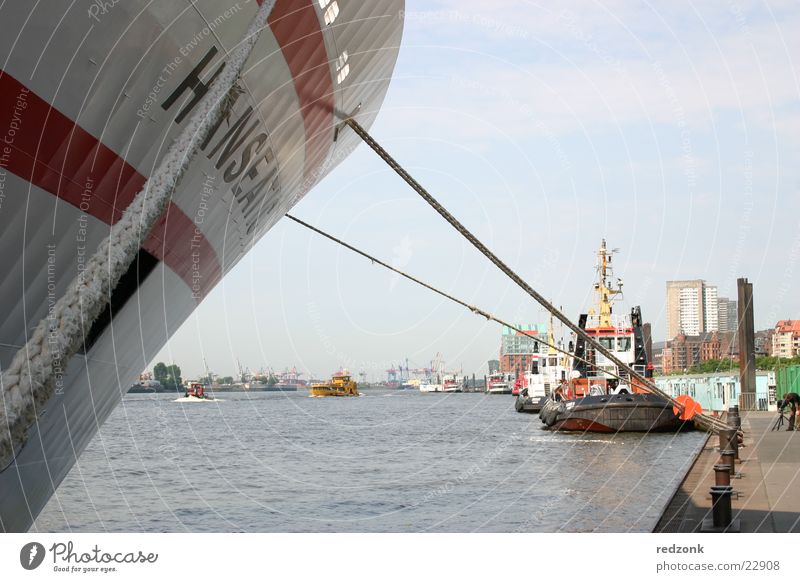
{"left": 0, "top": 0, "right": 404, "bottom": 532}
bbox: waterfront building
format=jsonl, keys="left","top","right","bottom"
{"left": 499, "top": 323, "right": 547, "bottom": 376}
{"left": 665, "top": 279, "right": 719, "bottom": 338}
{"left": 655, "top": 371, "right": 774, "bottom": 412}
{"left": 771, "top": 320, "right": 800, "bottom": 358}
{"left": 661, "top": 331, "right": 737, "bottom": 373}
{"left": 755, "top": 329, "right": 773, "bottom": 356}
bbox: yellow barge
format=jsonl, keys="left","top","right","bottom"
{"left": 310, "top": 372, "right": 360, "bottom": 397}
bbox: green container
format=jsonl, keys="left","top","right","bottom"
{"left": 776, "top": 365, "right": 800, "bottom": 398}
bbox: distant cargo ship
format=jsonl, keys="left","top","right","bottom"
{"left": 0, "top": 0, "right": 404, "bottom": 531}
{"left": 274, "top": 367, "right": 306, "bottom": 392}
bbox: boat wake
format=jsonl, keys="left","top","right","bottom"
{"left": 528, "top": 436, "right": 621, "bottom": 445}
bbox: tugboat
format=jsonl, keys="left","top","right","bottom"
{"left": 515, "top": 317, "right": 572, "bottom": 414}
{"left": 486, "top": 371, "right": 513, "bottom": 394}
{"left": 310, "top": 372, "right": 360, "bottom": 397}
{"left": 442, "top": 374, "right": 463, "bottom": 393}
{"left": 538, "top": 240, "right": 683, "bottom": 432}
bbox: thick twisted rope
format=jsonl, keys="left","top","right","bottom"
{"left": 0, "top": 1, "right": 277, "bottom": 468}
{"left": 344, "top": 117, "right": 727, "bottom": 433}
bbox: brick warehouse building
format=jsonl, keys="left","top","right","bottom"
{"left": 661, "top": 331, "right": 737, "bottom": 373}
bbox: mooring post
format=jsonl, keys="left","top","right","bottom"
{"left": 713, "top": 464, "right": 732, "bottom": 487}
{"left": 702, "top": 467, "right": 738, "bottom": 532}
{"left": 721, "top": 450, "right": 736, "bottom": 476}
{"left": 718, "top": 429, "right": 737, "bottom": 454}
{"left": 737, "top": 278, "right": 756, "bottom": 411}
{"left": 709, "top": 485, "right": 734, "bottom": 528}
{"left": 728, "top": 405, "right": 741, "bottom": 430}
{"left": 702, "top": 463, "right": 740, "bottom": 531}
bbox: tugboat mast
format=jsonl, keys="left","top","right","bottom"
{"left": 590, "top": 239, "right": 623, "bottom": 328}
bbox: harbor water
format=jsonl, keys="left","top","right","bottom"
{"left": 34, "top": 390, "right": 706, "bottom": 532}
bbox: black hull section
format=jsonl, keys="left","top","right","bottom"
{"left": 539, "top": 394, "right": 687, "bottom": 433}
{"left": 515, "top": 396, "right": 547, "bottom": 414}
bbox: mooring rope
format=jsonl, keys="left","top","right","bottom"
{"left": 0, "top": 1, "right": 278, "bottom": 468}
{"left": 288, "top": 214, "right": 629, "bottom": 385}
{"left": 343, "top": 117, "right": 727, "bottom": 433}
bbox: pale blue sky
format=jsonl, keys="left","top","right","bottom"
{"left": 154, "top": 0, "right": 800, "bottom": 380}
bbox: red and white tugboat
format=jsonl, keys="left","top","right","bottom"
{"left": 515, "top": 317, "right": 572, "bottom": 414}
{"left": 539, "top": 241, "right": 683, "bottom": 432}
{"left": 175, "top": 382, "right": 217, "bottom": 402}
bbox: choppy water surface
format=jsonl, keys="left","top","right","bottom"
{"left": 35, "top": 390, "right": 705, "bottom": 532}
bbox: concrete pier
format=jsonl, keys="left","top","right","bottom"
{"left": 655, "top": 411, "right": 800, "bottom": 532}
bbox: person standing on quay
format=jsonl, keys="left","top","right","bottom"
{"left": 777, "top": 392, "right": 800, "bottom": 431}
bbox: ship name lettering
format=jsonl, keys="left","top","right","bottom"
{"left": 162, "top": 45, "right": 281, "bottom": 236}
{"left": 161, "top": 46, "right": 224, "bottom": 124}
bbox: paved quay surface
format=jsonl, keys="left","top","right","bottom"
{"left": 655, "top": 411, "right": 800, "bottom": 533}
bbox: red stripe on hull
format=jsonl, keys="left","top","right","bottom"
{"left": 0, "top": 71, "right": 221, "bottom": 298}
{"left": 267, "top": 0, "right": 334, "bottom": 180}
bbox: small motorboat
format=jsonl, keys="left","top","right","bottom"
{"left": 174, "top": 382, "right": 218, "bottom": 402}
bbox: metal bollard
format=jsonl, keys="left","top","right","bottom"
{"left": 721, "top": 450, "right": 736, "bottom": 476}
{"left": 709, "top": 485, "right": 734, "bottom": 528}
{"left": 714, "top": 464, "right": 732, "bottom": 487}
{"left": 718, "top": 428, "right": 738, "bottom": 460}
{"left": 728, "top": 405, "right": 741, "bottom": 430}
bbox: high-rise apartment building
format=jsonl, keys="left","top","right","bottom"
{"left": 703, "top": 285, "right": 719, "bottom": 333}
{"left": 666, "top": 280, "right": 719, "bottom": 338}
{"left": 717, "top": 297, "right": 737, "bottom": 333}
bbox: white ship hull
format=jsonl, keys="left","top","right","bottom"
{"left": 0, "top": 0, "right": 403, "bottom": 531}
